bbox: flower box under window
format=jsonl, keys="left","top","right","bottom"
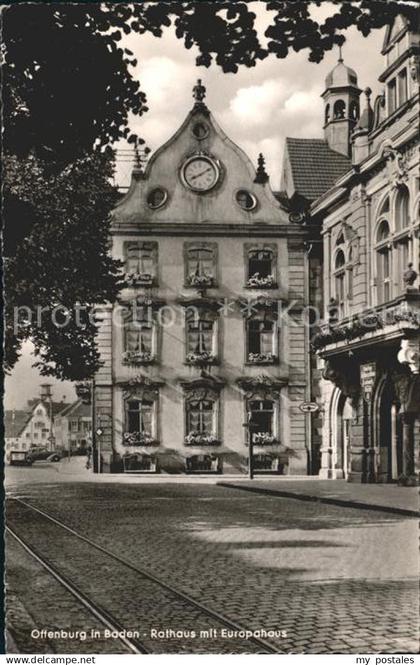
{"left": 122, "top": 350, "right": 154, "bottom": 365}
{"left": 184, "top": 431, "right": 220, "bottom": 446}
{"left": 247, "top": 352, "right": 277, "bottom": 364}
{"left": 246, "top": 274, "right": 276, "bottom": 289}
{"left": 253, "top": 432, "right": 278, "bottom": 445}
{"left": 124, "top": 272, "right": 154, "bottom": 287}
{"left": 186, "top": 351, "right": 217, "bottom": 366}
{"left": 187, "top": 273, "right": 214, "bottom": 288}
{"left": 123, "top": 431, "right": 158, "bottom": 446}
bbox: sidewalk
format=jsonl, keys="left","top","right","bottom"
{"left": 217, "top": 479, "right": 419, "bottom": 517}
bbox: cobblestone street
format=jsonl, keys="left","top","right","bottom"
{"left": 6, "top": 468, "right": 419, "bottom": 654}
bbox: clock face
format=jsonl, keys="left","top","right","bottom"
{"left": 182, "top": 156, "right": 219, "bottom": 192}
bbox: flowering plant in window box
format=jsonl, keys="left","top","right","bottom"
{"left": 123, "top": 431, "right": 157, "bottom": 446}
{"left": 248, "top": 352, "right": 276, "bottom": 364}
{"left": 186, "top": 351, "right": 217, "bottom": 366}
{"left": 246, "top": 274, "right": 276, "bottom": 288}
{"left": 185, "top": 431, "right": 220, "bottom": 445}
{"left": 124, "top": 272, "right": 154, "bottom": 287}
{"left": 122, "top": 350, "right": 154, "bottom": 364}
{"left": 253, "top": 432, "right": 278, "bottom": 445}
{"left": 187, "top": 273, "right": 214, "bottom": 287}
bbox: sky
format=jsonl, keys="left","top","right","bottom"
{"left": 4, "top": 3, "right": 386, "bottom": 410}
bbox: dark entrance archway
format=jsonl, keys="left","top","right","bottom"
{"left": 376, "top": 377, "right": 402, "bottom": 483}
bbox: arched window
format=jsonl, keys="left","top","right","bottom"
{"left": 377, "top": 219, "right": 390, "bottom": 241}
{"left": 395, "top": 185, "right": 410, "bottom": 230}
{"left": 349, "top": 101, "right": 359, "bottom": 121}
{"left": 333, "top": 100, "right": 346, "bottom": 119}
{"left": 347, "top": 246, "right": 354, "bottom": 301}
{"left": 334, "top": 249, "right": 346, "bottom": 317}
{"left": 378, "top": 196, "right": 390, "bottom": 217}
{"left": 375, "top": 220, "right": 392, "bottom": 303}
{"left": 394, "top": 186, "right": 412, "bottom": 291}
{"left": 325, "top": 103, "right": 330, "bottom": 125}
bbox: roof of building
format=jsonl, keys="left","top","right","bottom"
{"left": 5, "top": 410, "right": 32, "bottom": 438}
{"left": 285, "top": 137, "right": 351, "bottom": 201}
{"left": 325, "top": 58, "right": 358, "bottom": 88}
{"left": 55, "top": 399, "right": 91, "bottom": 419}
{"left": 5, "top": 400, "right": 69, "bottom": 438}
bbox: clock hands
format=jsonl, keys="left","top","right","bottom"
{"left": 190, "top": 167, "right": 213, "bottom": 181}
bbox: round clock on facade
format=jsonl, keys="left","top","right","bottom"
{"left": 181, "top": 155, "right": 220, "bottom": 192}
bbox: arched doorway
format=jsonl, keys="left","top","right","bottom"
{"left": 376, "top": 377, "right": 402, "bottom": 482}
{"left": 331, "top": 390, "right": 352, "bottom": 479}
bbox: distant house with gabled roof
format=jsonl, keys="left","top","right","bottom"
{"left": 5, "top": 398, "right": 69, "bottom": 455}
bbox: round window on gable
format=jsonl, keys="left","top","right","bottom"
{"left": 192, "top": 122, "right": 209, "bottom": 140}
{"left": 147, "top": 187, "right": 168, "bottom": 209}
{"left": 236, "top": 189, "right": 258, "bottom": 211}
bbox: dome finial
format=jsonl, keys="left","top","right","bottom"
{"left": 338, "top": 45, "right": 343, "bottom": 63}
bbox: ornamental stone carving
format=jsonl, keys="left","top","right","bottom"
{"left": 381, "top": 140, "right": 409, "bottom": 188}
{"left": 321, "top": 359, "right": 360, "bottom": 403}
{"left": 398, "top": 338, "right": 420, "bottom": 374}
{"left": 391, "top": 370, "right": 412, "bottom": 409}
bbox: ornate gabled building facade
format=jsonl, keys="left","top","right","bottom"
{"left": 94, "top": 81, "right": 314, "bottom": 475}
{"left": 285, "top": 15, "right": 419, "bottom": 484}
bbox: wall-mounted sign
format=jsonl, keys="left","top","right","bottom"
{"left": 360, "top": 362, "right": 377, "bottom": 399}
{"left": 298, "top": 402, "right": 319, "bottom": 414}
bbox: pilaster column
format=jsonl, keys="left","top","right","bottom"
{"left": 399, "top": 412, "right": 417, "bottom": 486}
{"left": 324, "top": 230, "right": 331, "bottom": 318}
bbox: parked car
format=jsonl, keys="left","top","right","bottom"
{"left": 26, "top": 446, "right": 61, "bottom": 463}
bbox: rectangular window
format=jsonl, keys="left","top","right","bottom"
{"left": 187, "top": 318, "right": 214, "bottom": 354}
{"left": 397, "top": 69, "right": 408, "bottom": 106}
{"left": 126, "top": 399, "right": 153, "bottom": 434}
{"left": 186, "top": 247, "right": 215, "bottom": 285}
{"left": 187, "top": 400, "right": 214, "bottom": 435}
{"left": 398, "top": 241, "right": 410, "bottom": 292}
{"left": 125, "top": 321, "right": 153, "bottom": 354}
{"left": 83, "top": 421, "right": 91, "bottom": 431}
{"left": 378, "top": 249, "right": 391, "bottom": 303}
{"left": 249, "top": 400, "right": 274, "bottom": 436}
{"left": 125, "top": 242, "right": 157, "bottom": 279}
{"left": 335, "top": 272, "right": 345, "bottom": 317}
{"left": 248, "top": 319, "right": 274, "bottom": 355}
{"left": 388, "top": 79, "right": 397, "bottom": 115}
{"left": 248, "top": 250, "right": 273, "bottom": 280}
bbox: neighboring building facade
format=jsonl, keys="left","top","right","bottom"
{"left": 53, "top": 400, "right": 92, "bottom": 453}
{"left": 5, "top": 397, "right": 68, "bottom": 454}
{"left": 94, "top": 82, "right": 313, "bottom": 474}
{"left": 303, "top": 16, "right": 419, "bottom": 484}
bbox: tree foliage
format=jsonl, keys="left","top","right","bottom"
{"left": 2, "top": 0, "right": 417, "bottom": 380}
{"left": 4, "top": 152, "right": 123, "bottom": 380}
